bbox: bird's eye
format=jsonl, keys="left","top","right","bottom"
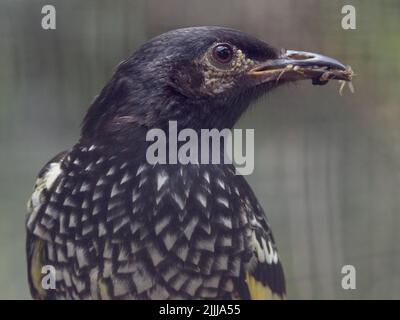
{"left": 212, "top": 44, "right": 234, "bottom": 64}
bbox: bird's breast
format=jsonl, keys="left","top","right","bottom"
{"left": 28, "top": 143, "right": 272, "bottom": 299}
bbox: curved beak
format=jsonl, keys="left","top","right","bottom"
{"left": 248, "top": 49, "right": 352, "bottom": 85}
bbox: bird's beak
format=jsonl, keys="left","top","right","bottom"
{"left": 248, "top": 49, "right": 352, "bottom": 85}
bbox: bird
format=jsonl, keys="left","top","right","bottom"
{"left": 26, "top": 26, "right": 350, "bottom": 300}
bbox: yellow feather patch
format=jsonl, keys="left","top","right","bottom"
{"left": 245, "top": 272, "right": 285, "bottom": 300}
{"left": 98, "top": 277, "right": 112, "bottom": 300}
{"left": 30, "top": 239, "right": 46, "bottom": 299}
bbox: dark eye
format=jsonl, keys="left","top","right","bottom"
{"left": 212, "top": 43, "right": 233, "bottom": 64}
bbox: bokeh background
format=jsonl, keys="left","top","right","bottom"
{"left": 1, "top": 0, "right": 399, "bottom": 299}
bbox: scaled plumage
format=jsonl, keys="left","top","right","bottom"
{"left": 27, "top": 144, "right": 285, "bottom": 299}
{"left": 27, "top": 26, "right": 349, "bottom": 299}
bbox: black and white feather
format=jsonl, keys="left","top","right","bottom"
{"left": 27, "top": 144, "right": 285, "bottom": 299}
{"left": 26, "top": 26, "right": 287, "bottom": 300}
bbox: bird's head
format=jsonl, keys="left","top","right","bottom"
{"left": 81, "top": 26, "right": 352, "bottom": 142}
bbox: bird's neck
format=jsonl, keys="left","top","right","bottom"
{"left": 80, "top": 77, "right": 252, "bottom": 144}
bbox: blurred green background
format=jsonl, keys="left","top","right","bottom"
{"left": 1, "top": 0, "right": 400, "bottom": 299}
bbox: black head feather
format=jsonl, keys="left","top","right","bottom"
{"left": 81, "top": 27, "right": 281, "bottom": 143}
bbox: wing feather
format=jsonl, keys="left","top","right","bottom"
{"left": 26, "top": 151, "right": 68, "bottom": 299}
{"left": 233, "top": 174, "right": 286, "bottom": 300}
